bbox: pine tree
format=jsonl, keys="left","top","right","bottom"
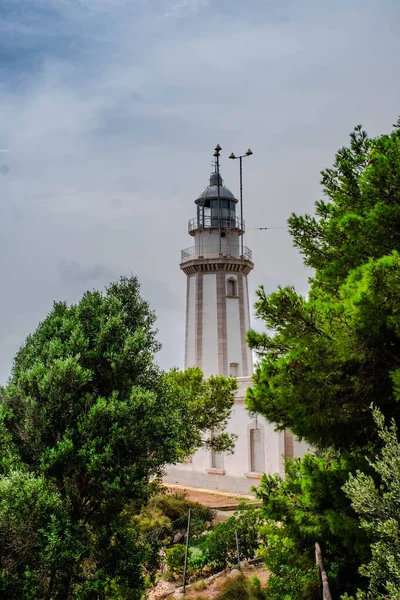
{"left": 247, "top": 122, "right": 400, "bottom": 597}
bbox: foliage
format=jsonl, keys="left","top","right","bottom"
{"left": 191, "top": 577, "right": 207, "bottom": 591}
{"left": 0, "top": 471, "right": 70, "bottom": 599}
{"left": 261, "top": 527, "right": 319, "bottom": 600}
{"left": 0, "top": 276, "right": 236, "bottom": 599}
{"left": 215, "top": 573, "right": 267, "bottom": 600}
{"left": 166, "top": 544, "right": 187, "bottom": 578}
{"left": 147, "top": 492, "right": 214, "bottom": 536}
{"left": 165, "top": 368, "right": 238, "bottom": 454}
{"left": 163, "top": 504, "right": 262, "bottom": 578}
{"left": 247, "top": 124, "right": 400, "bottom": 451}
{"left": 342, "top": 408, "right": 400, "bottom": 599}
{"left": 148, "top": 492, "right": 213, "bottom": 522}
{"left": 256, "top": 456, "right": 368, "bottom": 599}
{"left": 132, "top": 491, "right": 214, "bottom": 538}
{"left": 194, "top": 504, "right": 262, "bottom": 570}
{"left": 246, "top": 122, "right": 400, "bottom": 597}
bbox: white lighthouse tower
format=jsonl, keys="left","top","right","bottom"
{"left": 165, "top": 148, "right": 310, "bottom": 494}
{"left": 181, "top": 166, "right": 253, "bottom": 379}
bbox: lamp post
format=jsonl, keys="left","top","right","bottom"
{"left": 229, "top": 148, "right": 253, "bottom": 257}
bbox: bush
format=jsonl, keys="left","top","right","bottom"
{"left": 196, "top": 504, "right": 262, "bottom": 569}
{"left": 192, "top": 578, "right": 207, "bottom": 590}
{"left": 189, "top": 546, "right": 208, "bottom": 572}
{"left": 133, "top": 492, "right": 214, "bottom": 542}
{"left": 150, "top": 492, "right": 213, "bottom": 521}
{"left": 166, "top": 544, "right": 186, "bottom": 578}
{"left": 216, "top": 573, "right": 266, "bottom": 600}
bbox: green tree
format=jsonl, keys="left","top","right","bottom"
{"left": 247, "top": 124, "right": 400, "bottom": 451}
{"left": 343, "top": 408, "right": 400, "bottom": 599}
{"left": 246, "top": 122, "right": 400, "bottom": 597}
{"left": 0, "top": 276, "right": 237, "bottom": 599}
{"left": 256, "top": 457, "right": 368, "bottom": 599}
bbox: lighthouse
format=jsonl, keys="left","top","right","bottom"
{"left": 181, "top": 163, "right": 253, "bottom": 378}
{"left": 165, "top": 147, "right": 310, "bottom": 494}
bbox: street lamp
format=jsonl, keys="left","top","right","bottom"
{"left": 229, "top": 148, "right": 253, "bottom": 257}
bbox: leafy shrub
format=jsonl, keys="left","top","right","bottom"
{"left": 166, "top": 544, "right": 186, "bottom": 578}
{"left": 189, "top": 546, "right": 208, "bottom": 572}
{"left": 196, "top": 504, "right": 262, "bottom": 569}
{"left": 259, "top": 520, "right": 319, "bottom": 600}
{"left": 133, "top": 492, "right": 214, "bottom": 542}
{"left": 149, "top": 492, "right": 213, "bottom": 522}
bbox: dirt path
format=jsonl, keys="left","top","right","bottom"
{"left": 147, "top": 565, "right": 270, "bottom": 599}
{"left": 164, "top": 483, "right": 259, "bottom": 510}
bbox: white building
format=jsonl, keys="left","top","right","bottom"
{"left": 165, "top": 164, "right": 308, "bottom": 494}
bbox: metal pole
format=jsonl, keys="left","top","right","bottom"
{"left": 239, "top": 156, "right": 243, "bottom": 257}
{"left": 217, "top": 153, "right": 222, "bottom": 254}
{"left": 235, "top": 529, "right": 241, "bottom": 570}
{"left": 229, "top": 148, "right": 252, "bottom": 258}
{"left": 183, "top": 509, "right": 191, "bottom": 593}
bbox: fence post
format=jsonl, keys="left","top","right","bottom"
{"left": 235, "top": 529, "right": 241, "bottom": 571}
{"left": 183, "top": 510, "right": 191, "bottom": 593}
{"left": 315, "top": 542, "right": 332, "bottom": 600}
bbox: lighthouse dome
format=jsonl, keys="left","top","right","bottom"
{"left": 195, "top": 172, "right": 237, "bottom": 204}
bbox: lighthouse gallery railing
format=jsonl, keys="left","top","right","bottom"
{"left": 181, "top": 245, "right": 252, "bottom": 263}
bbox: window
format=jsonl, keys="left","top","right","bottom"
{"left": 284, "top": 429, "right": 294, "bottom": 458}
{"left": 250, "top": 428, "right": 263, "bottom": 473}
{"left": 211, "top": 449, "right": 224, "bottom": 470}
{"left": 210, "top": 430, "right": 224, "bottom": 470}
{"left": 227, "top": 278, "right": 237, "bottom": 297}
{"left": 230, "top": 362, "right": 238, "bottom": 376}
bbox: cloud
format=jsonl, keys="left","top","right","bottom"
{"left": 58, "top": 261, "right": 116, "bottom": 284}
{"left": 162, "top": 0, "right": 210, "bottom": 18}
{"left": 0, "top": 0, "right": 400, "bottom": 382}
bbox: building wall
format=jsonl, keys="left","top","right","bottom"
{"left": 165, "top": 378, "right": 282, "bottom": 494}
{"left": 202, "top": 273, "right": 218, "bottom": 377}
{"left": 194, "top": 229, "right": 241, "bottom": 257}
{"left": 165, "top": 377, "right": 314, "bottom": 494}
{"left": 185, "top": 275, "right": 197, "bottom": 368}
{"left": 184, "top": 268, "right": 252, "bottom": 378}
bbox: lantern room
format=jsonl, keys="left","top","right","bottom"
{"left": 188, "top": 171, "right": 244, "bottom": 235}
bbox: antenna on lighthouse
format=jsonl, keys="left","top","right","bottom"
{"left": 213, "top": 144, "right": 222, "bottom": 253}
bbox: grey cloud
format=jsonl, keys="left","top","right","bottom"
{"left": 0, "top": 0, "right": 400, "bottom": 384}
{"left": 58, "top": 261, "right": 116, "bottom": 284}
{"left": 0, "top": 165, "right": 10, "bottom": 175}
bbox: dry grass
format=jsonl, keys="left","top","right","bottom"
{"left": 191, "top": 579, "right": 207, "bottom": 591}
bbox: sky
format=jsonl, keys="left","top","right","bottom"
{"left": 1, "top": 0, "right": 400, "bottom": 383}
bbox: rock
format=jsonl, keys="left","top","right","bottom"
{"left": 173, "top": 531, "right": 184, "bottom": 544}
